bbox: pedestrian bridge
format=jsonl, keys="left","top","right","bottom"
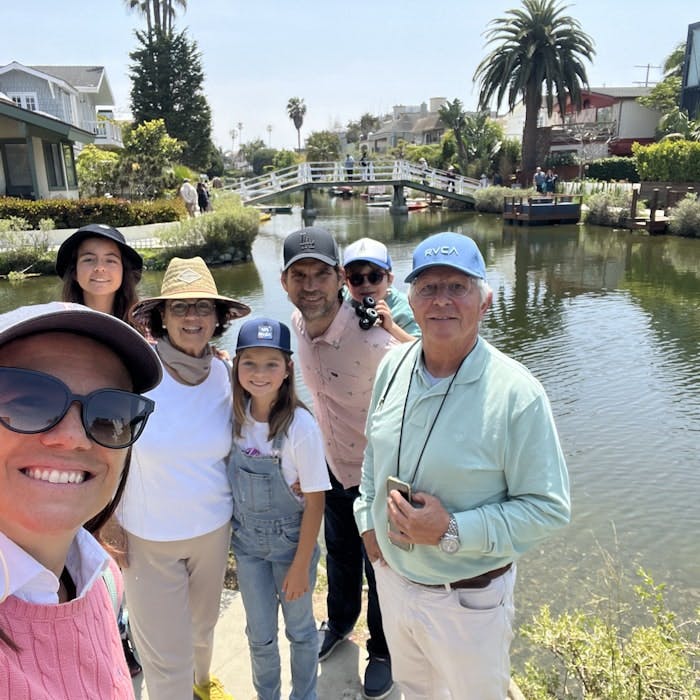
{"left": 224, "top": 160, "right": 479, "bottom": 214}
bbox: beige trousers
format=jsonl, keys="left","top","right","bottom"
{"left": 373, "top": 562, "right": 516, "bottom": 700}
{"left": 123, "top": 522, "right": 231, "bottom": 700}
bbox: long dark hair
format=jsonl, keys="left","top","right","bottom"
{"left": 61, "top": 248, "right": 141, "bottom": 322}
{"left": 232, "top": 350, "right": 311, "bottom": 441}
{"left": 0, "top": 451, "right": 132, "bottom": 650}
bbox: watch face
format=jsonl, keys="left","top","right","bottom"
{"left": 440, "top": 537, "right": 460, "bottom": 554}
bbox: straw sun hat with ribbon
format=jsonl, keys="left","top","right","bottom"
{"left": 130, "top": 256, "right": 250, "bottom": 330}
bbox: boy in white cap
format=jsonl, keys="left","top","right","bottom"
{"left": 343, "top": 237, "right": 419, "bottom": 343}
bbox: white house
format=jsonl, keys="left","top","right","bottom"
{"left": 0, "top": 62, "right": 122, "bottom": 200}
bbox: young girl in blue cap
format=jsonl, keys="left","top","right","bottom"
{"left": 229, "top": 318, "right": 330, "bottom": 700}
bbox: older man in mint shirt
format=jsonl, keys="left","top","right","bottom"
{"left": 354, "top": 232, "right": 570, "bottom": 700}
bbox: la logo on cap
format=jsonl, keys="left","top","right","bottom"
{"left": 299, "top": 233, "right": 316, "bottom": 251}
{"left": 424, "top": 245, "right": 459, "bottom": 258}
{"left": 257, "top": 324, "right": 274, "bottom": 340}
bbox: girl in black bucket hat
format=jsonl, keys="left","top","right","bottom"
{"left": 56, "top": 223, "right": 143, "bottom": 321}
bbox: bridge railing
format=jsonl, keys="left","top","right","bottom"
{"left": 224, "top": 160, "right": 480, "bottom": 203}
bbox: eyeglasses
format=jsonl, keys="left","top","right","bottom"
{"left": 167, "top": 300, "right": 216, "bottom": 317}
{"left": 347, "top": 271, "right": 386, "bottom": 287}
{"left": 0, "top": 368, "right": 155, "bottom": 449}
{"left": 413, "top": 278, "right": 475, "bottom": 299}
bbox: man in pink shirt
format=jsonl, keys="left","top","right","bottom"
{"left": 281, "top": 227, "right": 399, "bottom": 699}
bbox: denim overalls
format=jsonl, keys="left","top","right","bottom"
{"left": 228, "top": 430, "right": 320, "bottom": 700}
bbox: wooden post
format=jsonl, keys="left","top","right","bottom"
{"left": 631, "top": 186, "right": 639, "bottom": 220}
{"left": 650, "top": 189, "right": 658, "bottom": 223}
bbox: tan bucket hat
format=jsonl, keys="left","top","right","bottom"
{"left": 130, "top": 256, "right": 250, "bottom": 326}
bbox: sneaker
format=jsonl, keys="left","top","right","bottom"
{"left": 193, "top": 676, "right": 234, "bottom": 700}
{"left": 363, "top": 654, "right": 393, "bottom": 699}
{"left": 121, "top": 638, "right": 142, "bottom": 678}
{"left": 318, "top": 620, "right": 347, "bottom": 661}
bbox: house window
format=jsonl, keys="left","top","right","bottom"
{"left": 43, "top": 142, "right": 64, "bottom": 188}
{"left": 9, "top": 93, "right": 38, "bottom": 111}
{"left": 62, "top": 143, "right": 78, "bottom": 187}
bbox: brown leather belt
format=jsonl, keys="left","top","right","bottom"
{"left": 413, "top": 563, "right": 512, "bottom": 590}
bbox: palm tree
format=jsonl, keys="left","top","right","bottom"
{"left": 438, "top": 99, "right": 469, "bottom": 172}
{"left": 473, "top": 0, "right": 595, "bottom": 182}
{"left": 124, "top": 0, "right": 186, "bottom": 35}
{"left": 124, "top": 0, "right": 152, "bottom": 35}
{"left": 287, "top": 97, "right": 307, "bottom": 152}
{"left": 663, "top": 42, "right": 686, "bottom": 80}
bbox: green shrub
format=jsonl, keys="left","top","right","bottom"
{"left": 158, "top": 195, "right": 258, "bottom": 262}
{"left": 584, "top": 190, "right": 636, "bottom": 227}
{"left": 586, "top": 156, "right": 640, "bottom": 183}
{"left": 474, "top": 186, "right": 537, "bottom": 213}
{"left": 545, "top": 152, "right": 576, "bottom": 168}
{"left": 633, "top": 140, "right": 700, "bottom": 182}
{"left": 668, "top": 194, "right": 700, "bottom": 238}
{"left": 515, "top": 568, "right": 699, "bottom": 699}
{"left": 0, "top": 196, "right": 185, "bottom": 229}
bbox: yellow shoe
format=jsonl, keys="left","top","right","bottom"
{"left": 193, "top": 676, "right": 234, "bottom": 700}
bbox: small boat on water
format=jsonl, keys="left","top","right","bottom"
{"left": 259, "top": 211, "right": 272, "bottom": 222}
{"left": 407, "top": 200, "right": 429, "bottom": 211}
{"left": 329, "top": 186, "right": 354, "bottom": 198}
{"left": 502, "top": 194, "right": 582, "bottom": 226}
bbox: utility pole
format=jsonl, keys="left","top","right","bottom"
{"left": 633, "top": 64, "right": 660, "bottom": 87}
{"left": 267, "top": 124, "right": 272, "bottom": 148}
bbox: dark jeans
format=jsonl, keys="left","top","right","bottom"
{"left": 324, "top": 469, "right": 389, "bottom": 658}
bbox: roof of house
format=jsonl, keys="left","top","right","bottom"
{"left": 586, "top": 86, "right": 653, "bottom": 99}
{"left": 412, "top": 114, "right": 444, "bottom": 133}
{"left": 30, "top": 65, "right": 104, "bottom": 90}
{"left": 0, "top": 98, "right": 94, "bottom": 142}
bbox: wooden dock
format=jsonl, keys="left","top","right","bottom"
{"left": 503, "top": 194, "right": 582, "bottom": 226}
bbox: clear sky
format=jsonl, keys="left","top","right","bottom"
{"left": 2, "top": 1, "right": 698, "bottom": 152}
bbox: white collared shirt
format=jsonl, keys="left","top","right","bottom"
{"left": 0, "top": 529, "right": 109, "bottom": 604}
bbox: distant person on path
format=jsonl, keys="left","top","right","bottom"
{"left": 180, "top": 178, "right": 198, "bottom": 217}
{"left": 533, "top": 166, "right": 546, "bottom": 193}
{"left": 280, "top": 227, "right": 398, "bottom": 699}
{"left": 360, "top": 152, "right": 369, "bottom": 180}
{"left": 355, "top": 232, "right": 570, "bottom": 700}
{"left": 228, "top": 317, "right": 330, "bottom": 700}
{"left": 117, "top": 257, "right": 250, "bottom": 700}
{"left": 345, "top": 153, "right": 355, "bottom": 181}
{"left": 343, "top": 237, "right": 420, "bottom": 342}
{"left": 418, "top": 157, "right": 428, "bottom": 185}
{"left": 197, "top": 181, "right": 210, "bottom": 214}
{"left": 493, "top": 172, "right": 503, "bottom": 186}
{"left": 545, "top": 168, "right": 558, "bottom": 193}
{"left": 0, "top": 302, "right": 160, "bottom": 700}
{"left": 446, "top": 165, "right": 456, "bottom": 192}
{"left": 479, "top": 173, "right": 489, "bottom": 188}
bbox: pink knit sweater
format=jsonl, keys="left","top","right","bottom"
{"left": 0, "top": 561, "right": 133, "bottom": 700}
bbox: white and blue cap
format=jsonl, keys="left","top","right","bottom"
{"left": 405, "top": 232, "right": 486, "bottom": 283}
{"left": 236, "top": 317, "right": 292, "bottom": 354}
{"left": 343, "top": 238, "right": 392, "bottom": 270}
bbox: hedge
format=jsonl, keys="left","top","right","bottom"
{"left": 0, "top": 196, "right": 186, "bottom": 229}
{"left": 632, "top": 140, "right": 700, "bottom": 182}
{"left": 586, "top": 157, "right": 639, "bottom": 183}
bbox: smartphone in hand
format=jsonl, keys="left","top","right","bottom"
{"left": 386, "top": 476, "right": 413, "bottom": 551}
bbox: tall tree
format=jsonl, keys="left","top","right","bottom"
{"left": 438, "top": 99, "right": 469, "bottom": 172}
{"left": 129, "top": 29, "right": 214, "bottom": 170}
{"left": 287, "top": 97, "right": 307, "bottom": 151}
{"left": 123, "top": 0, "right": 187, "bottom": 35}
{"left": 473, "top": 0, "right": 595, "bottom": 181}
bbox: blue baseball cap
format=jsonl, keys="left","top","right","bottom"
{"left": 404, "top": 232, "right": 486, "bottom": 283}
{"left": 236, "top": 317, "right": 292, "bottom": 354}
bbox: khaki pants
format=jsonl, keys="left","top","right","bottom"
{"left": 123, "top": 522, "right": 231, "bottom": 700}
{"left": 373, "top": 562, "right": 516, "bottom": 700}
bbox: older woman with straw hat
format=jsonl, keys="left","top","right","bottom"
{"left": 116, "top": 256, "right": 250, "bottom": 700}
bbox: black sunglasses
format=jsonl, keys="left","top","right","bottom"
{"left": 347, "top": 270, "right": 386, "bottom": 287}
{"left": 0, "top": 367, "right": 155, "bottom": 449}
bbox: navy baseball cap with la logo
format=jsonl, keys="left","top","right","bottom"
{"left": 283, "top": 227, "right": 340, "bottom": 270}
{"left": 236, "top": 317, "right": 292, "bottom": 354}
{"left": 405, "top": 232, "right": 487, "bottom": 282}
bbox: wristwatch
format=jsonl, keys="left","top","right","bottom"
{"left": 438, "top": 515, "right": 460, "bottom": 554}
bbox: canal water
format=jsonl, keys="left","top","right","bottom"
{"left": 1, "top": 196, "right": 698, "bottom": 641}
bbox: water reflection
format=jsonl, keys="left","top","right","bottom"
{"left": 1, "top": 197, "right": 698, "bottom": 633}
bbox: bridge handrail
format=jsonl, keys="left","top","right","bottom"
{"left": 224, "top": 160, "right": 480, "bottom": 203}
